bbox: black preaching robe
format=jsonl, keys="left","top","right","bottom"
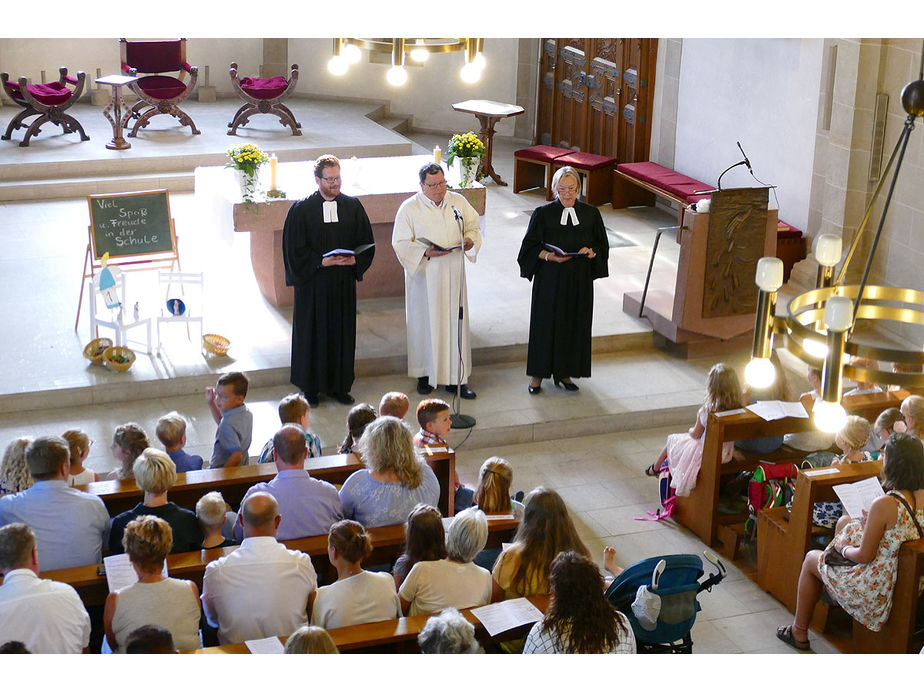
{"left": 516, "top": 200, "right": 609, "bottom": 379}
{"left": 282, "top": 192, "right": 374, "bottom": 395}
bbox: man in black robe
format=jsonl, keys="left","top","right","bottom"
{"left": 282, "top": 155, "right": 374, "bottom": 406}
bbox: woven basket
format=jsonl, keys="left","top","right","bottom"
{"left": 83, "top": 338, "right": 114, "bottom": 364}
{"left": 203, "top": 333, "right": 230, "bottom": 356}
{"left": 102, "top": 346, "right": 135, "bottom": 372}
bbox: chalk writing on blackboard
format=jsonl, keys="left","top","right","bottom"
{"left": 87, "top": 190, "right": 176, "bottom": 260}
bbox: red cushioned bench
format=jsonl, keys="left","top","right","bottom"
{"left": 551, "top": 151, "right": 618, "bottom": 206}
{"left": 513, "top": 145, "right": 572, "bottom": 199}
{"left": 514, "top": 146, "right": 618, "bottom": 206}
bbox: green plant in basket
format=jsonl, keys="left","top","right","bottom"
{"left": 446, "top": 132, "right": 485, "bottom": 165}
{"left": 226, "top": 143, "right": 269, "bottom": 177}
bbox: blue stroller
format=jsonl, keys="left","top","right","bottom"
{"left": 605, "top": 550, "right": 727, "bottom": 653}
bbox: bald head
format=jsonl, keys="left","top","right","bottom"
{"left": 272, "top": 424, "right": 308, "bottom": 468}
{"left": 241, "top": 492, "right": 280, "bottom": 538}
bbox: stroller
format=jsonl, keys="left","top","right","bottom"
{"left": 605, "top": 550, "right": 727, "bottom": 653}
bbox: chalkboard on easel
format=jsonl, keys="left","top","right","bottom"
{"left": 87, "top": 189, "right": 176, "bottom": 262}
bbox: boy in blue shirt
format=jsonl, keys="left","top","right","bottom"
{"left": 206, "top": 372, "right": 253, "bottom": 468}
{"left": 156, "top": 411, "right": 203, "bottom": 473}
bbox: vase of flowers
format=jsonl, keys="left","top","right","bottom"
{"left": 226, "top": 143, "right": 269, "bottom": 203}
{"left": 446, "top": 131, "right": 485, "bottom": 188}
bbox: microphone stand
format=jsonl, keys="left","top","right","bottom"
{"left": 449, "top": 205, "right": 475, "bottom": 430}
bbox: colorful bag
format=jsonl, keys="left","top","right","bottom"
{"left": 744, "top": 462, "right": 799, "bottom": 537}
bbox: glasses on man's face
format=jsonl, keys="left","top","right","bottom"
{"left": 320, "top": 176, "right": 341, "bottom": 183}
{"left": 424, "top": 180, "right": 447, "bottom": 189}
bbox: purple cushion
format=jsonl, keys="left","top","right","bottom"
{"left": 514, "top": 145, "right": 572, "bottom": 163}
{"left": 555, "top": 151, "right": 617, "bottom": 170}
{"left": 619, "top": 161, "right": 711, "bottom": 199}
{"left": 136, "top": 75, "right": 187, "bottom": 100}
{"left": 239, "top": 75, "right": 288, "bottom": 99}
{"left": 124, "top": 40, "right": 183, "bottom": 74}
{"left": 6, "top": 81, "right": 74, "bottom": 106}
{"left": 778, "top": 221, "right": 802, "bottom": 238}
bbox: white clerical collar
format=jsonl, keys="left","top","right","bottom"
{"left": 560, "top": 206, "right": 578, "bottom": 226}
{"left": 322, "top": 199, "right": 339, "bottom": 223}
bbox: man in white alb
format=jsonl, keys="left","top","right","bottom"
{"left": 392, "top": 163, "right": 483, "bottom": 399}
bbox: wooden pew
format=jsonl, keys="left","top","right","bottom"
{"left": 39, "top": 516, "right": 519, "bottom": 609}
{"left": 756, "top": 460, "right": 882, "bottom": 613}
{"left": 183, "top": 594, "right": 550, "bottom": 654}
{"left": 77, "top": 450, "right": 455, "bottom": 517}
{"left": 674, "top": 391, "right": 902, "bottom": 557}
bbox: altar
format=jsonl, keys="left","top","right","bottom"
{"left": 195, "top": 154, "right": 486, "bottom": 307}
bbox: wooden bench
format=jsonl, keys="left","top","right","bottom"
{"left": 674, "top": 391, "right": 902, "bottom": 557}
{"left": 78, "top": 450, "right": 456, "bottom": 517}
{"left": 183, "top": 594, "right": 550, "bottom": 653}
{"left": 39, "top": 516, "right": 519, "bottom": 610}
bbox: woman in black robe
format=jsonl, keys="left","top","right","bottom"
{"left": 516, "top": 166, "right": 609, "bottom": 394}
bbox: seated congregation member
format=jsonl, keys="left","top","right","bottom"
{"left": 62, "top": 429, "right": 99, "bottom": 485}
{"left": 494, "top": 487, "right": 591, "bottom": 599}
{"left": 205, "top": 371, "right": 253, "bottom": 468}
{"left": 197, "top": 491, "right": 237, "bottom": 549}
{"left": 284, "top": 625, "right": 339, "bottom": 654}
{"left": 124, "top": 625, "right": 176, "bottom": 654}
{"left": 901, "top": 394, "right": 924, "bottom": 439}
{"left": 0, "top": 641, "right": 30, "bottom": 653}
{"left": 338, "top": 403, "right": 377, "bottom": 454}
{"left": 777, "top": 433, "right": 924, "bottom": 650}
{"left": 783, "top": 367, "right": 836, "bottom": 453}
{"left": 309, "top": 520, "right": 401, "bottom": 629}
{"left": 472, "top": 456, "right": 524, "bottom": 571}
{"left": 413, "top": 398, "right": 474, "bottom": 509}
{"left": 399, "top": 507, "right": 499, "bottom": 616}
{"left": 0, "top": 523, "right": 90, "bottom": 653}
{"left": 257, "top": 393, "right": 323, "bottom": 464}
{"left": 234, "top": 424, "right": 342, "bottom": 542}
{"left": 872, "top": 408, "right": 906, "bottom": 451}
{"left": 0, "top": 436, "right": 109, "bottom": 571}
{"left": 417, "top": 607, "right": 480, "bottom": 654}
{"left": 0, "top": 437, "right": 33, "bottom": 497}
{"left": 393, "top": 503, "right": 447, "bottom": 589}
{"left": 202, "top": 492, "right": 317, "bottom": 645}
{"left": 843, "top": 356, "right": 883, "bottom": 397}
{"left": 103, "top": 516, "right": 201, "bottom": 653}
{"left": 340, "top": 416, "right": 439, "bottom": 528}
{"left": 109, "top": 448, "right": 202, "bottom": 554}
{"left": 379, "top": 391, "right": 410, "bottom": 420}
{"left": 106, "top": 423, "right": 150, "bottom": 481}
{"left": 522, "top": 551, "right": 636, "bottom": 654}
{"left": 155, "top": 411, "right": 203, "bottom": 473}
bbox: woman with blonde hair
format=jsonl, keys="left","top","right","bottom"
{"left": 339, "top": 416, "right": 439, "bottom": 527}
{"left": 62, "top": 429, "right": 99, "bottom": 486}
{"left": 106, "top": 423, "right": 149, "bottom": 481}
{"left": 309, "top": 520, "right": 400, "bottom": 629}
{"left": 517, "top": 165, "right": 610, "bottom": 394}
{"left": 0, "top": 438, "right": 33, "bottom": 497}
{"left": 109, "top": 448, "right": 202, "bottom": 553}
{"left": 473, "top": 457, "right": 524, "bottom": 519}
{"left": 284, "top": 625, "right": 339, "bottom": 654}
{"left": 103, "top": 515, "right": 201, "bottom": 653}
{"left": 900, "top": 394, "right": 924, "bottom": 439}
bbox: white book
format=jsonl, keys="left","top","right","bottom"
{"left": 245, "top": 636, "right": 285, "bottom": 654}
{"left": 469, "top": 597, "right": 544, "bottom": 637}
{"left": 833, "top": 476, "right": 885, "bottom": 519}
{"left": 746, "top": 400, "right": 808, "bottom": 421}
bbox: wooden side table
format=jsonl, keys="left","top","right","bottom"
{"left": 95, "top": 74, "right": 138, "bottom": 150}
{"left": 451, "top": 99, "right": 524, "bottom": 186}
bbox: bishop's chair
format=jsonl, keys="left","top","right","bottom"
{"left": 1, "top": 67, "right": 89, "bottom": 147}
{"left": 227, "top": 62, "right": 301, "bottom": 135}
{"left": 120, "top": 38, "right": 200, "bottom": 137}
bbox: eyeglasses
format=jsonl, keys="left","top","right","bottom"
{"left": 320, "top": 176, "right": 341, "bottom": 183}
{"left": 557, "top": 185, "right": 579, "bottom": 194}
{"left": 424, "top": 180, "right": 447, "bottom": 189}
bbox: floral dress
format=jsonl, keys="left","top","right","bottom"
{"left": 818, "top": 491, "right": 924, "bottom": 631}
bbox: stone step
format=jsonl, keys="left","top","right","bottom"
{"left": 0, "top": 170, "right": 195, "bottom": 201}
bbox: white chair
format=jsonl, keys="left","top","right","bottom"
{"left": 156, "top": 271, "right": 204, "bottom": 355}
{"left": 88, "top": 272, "right": 153, "bottom": 354}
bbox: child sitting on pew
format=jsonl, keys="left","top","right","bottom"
{"left": 62, "top": 429, "right": 99, "bottom": 486}
{"left": 338, "top": 403, "right": 377, "bottom": 454}
{"left": 413, "top": 399, "right": 473, "bottom": 509}
{"left": 806, "top": 415, "right": 874, "bottom": 529}
{"left": 196, "top": 491, "right": 238, "bottom": 549}
{"left": 106, "top": 423, "right": 150, "bottom": 481}
{"left": 379, "top": 391, "right": 410, "bottom": 420}
{"left": 471, "top": 456, "right": 525, "bottom": 571}
{"left": 257, "top": 393, "right": 322, "bottom": 464}
{"left": 871, "top": 408, "right": 906, "bottom": 451}
{"left": 156, "top": 412, "right": 203, "bottom": 473}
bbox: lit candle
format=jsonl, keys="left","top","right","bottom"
{"left": 269, "top": 153, "right": 278, "bottom": 191}
{"left": 433, "top": 145, "right": 441, "bottom": 164}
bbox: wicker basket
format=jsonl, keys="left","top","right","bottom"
{"left": 102, "top": 346, "right": 135, "bottom": 372}
{"left": 203, "top": 333, "right": 230, "bottom": 356}
{"left": 83, "top": 338, "right": 114, "bottom": 364}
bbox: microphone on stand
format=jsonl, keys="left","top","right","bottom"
{"left": 451, "top": 205, "right": 463, "bottom": 221}
{"left": 449, "top": 203, "right": 474, "bottom": 430}
{"left": 736, "top": 141, "right": 753, "bottom": 174}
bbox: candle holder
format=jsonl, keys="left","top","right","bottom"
{"left": 266, "top": 189, "right": 287, "bottom": 199}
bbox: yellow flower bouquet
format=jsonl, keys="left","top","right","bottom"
{"left": 226, "top": 143, "right": 269, "bottom": 177}
{"left": 446, "top": 132, "right": 485, "bottom": 165}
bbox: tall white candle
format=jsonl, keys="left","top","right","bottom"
{"left": 269, "top": 153, "right": 278, "bottom": 191}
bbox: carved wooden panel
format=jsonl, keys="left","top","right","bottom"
{"left": 537, "top": 39, "right": 556, "bottom": 146}
{"left": 553, "top": 45, "right": 587, "bottom": 150}
{"left": 587, "top": 38, "right": 621, "bottom": 158}
{"left": 702, "top": 188, "right": 770, "bottom": 318}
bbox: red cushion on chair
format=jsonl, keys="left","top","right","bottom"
{"left": 6, "top": 81, "right": 74, "bottom": 106}
{"left": 239, "top": 75, "right": 288, "bottom": 99}
{"left": 514, "top": 145, "right": 572, "bottom": 163}
{"left": 556, "top": 151, "right": 617, "bottom": 170}
{"left": 124, "top": 40, "right": 184, "bottom": 74}
{"left": 136, "top": 75, "right": 187, "bottom": 100}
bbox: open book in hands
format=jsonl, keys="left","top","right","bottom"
{"left": 544, "top": 243, "right": 590, "bottom": 257}
{"left": 322, "top": 243, "right": 375, "bottom": 258}
{"left": 833, "top": 476, "right": 885, "bottom": 519}
{"left": 418, "top": 237, "right": 463, "bottom": 252}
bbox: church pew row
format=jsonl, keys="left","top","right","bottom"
{"left": 758, "top": 460, "right": 924, "bottom": 654}
{"left": 675, "top": 391, "right": 903, "bottom": 557}
{"left": 183, "top": 594, "right": 551, "bottom": 654}
{"left": 76, "top": 450, "right": 456, "bottom": 517}
{"left": 39, "top": 516, "right": 519, "bottom": 610}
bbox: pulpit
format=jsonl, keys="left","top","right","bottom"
{"left": 623, "top": 188, "right": 777, "bottom": 357}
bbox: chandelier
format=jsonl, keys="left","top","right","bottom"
{"left": 327, "top": 38, "right": 485, "bottom": 86}
{"left": 746, "top": 53, "right": 924, "bottom": 433}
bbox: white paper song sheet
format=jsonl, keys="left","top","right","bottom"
{"left": 103, "top": 553, "right": 168, "bottom": 593}
{"left": 746, "top": 400, "right": 809, "bottom": 421}
{"left": 245, "top": 636, "right": 285, "bottom": 654}
{"left": 470, "top": 597, "right": 543, "bottom": 637}
{"left": 833, "top": 476, "right": 885, "bottom": 519}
